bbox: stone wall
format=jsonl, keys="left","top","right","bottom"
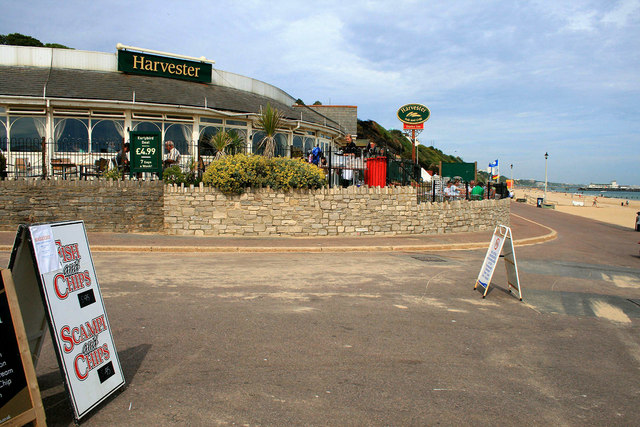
{"left": 0, "top": 181, "right": 509, "bottom": 236}
{"left": 164, "top": 185, "right": 510, "bottom": 236}
{"left": 0, "top": 180, "right": 164, "bottom": 232}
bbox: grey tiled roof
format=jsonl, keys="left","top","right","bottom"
{"left": 0, "top": 66, "right": 342, "bottom": 130}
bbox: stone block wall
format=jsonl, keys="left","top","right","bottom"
{"left": 164, "top": 185, "right": 510, "bottom": 236}
{"left": 0, "top": 181, "right": 509, "bottom": 236}
{"left": 0, "top": 180, "right": 164, "bottom": 232}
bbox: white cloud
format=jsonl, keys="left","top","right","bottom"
{"left": 602, "top": 0, "right": 640, "bottom": 26}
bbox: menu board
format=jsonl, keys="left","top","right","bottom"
{"left": 0, "top": 272, "right": 31, "bottom": 423}
{"left": 0, "top": 269, "right": 45, "bottom": 426}
{"left": 129, "top": 131, "right": 162, "bottom": 175}
{"left": 29, "top": 221, "right": 125, "bottom": 421}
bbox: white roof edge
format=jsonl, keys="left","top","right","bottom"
{"left": 0, "top": 45, "right": 296, "bottom": 106}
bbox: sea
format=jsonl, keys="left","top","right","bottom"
{"left": 548, "top": 187, "right": 640, "bottom": 201}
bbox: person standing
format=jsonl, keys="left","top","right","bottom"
{"left": 471, "top": 181, "right": 485, "bottom": 200}
{"left": 311, "top": 145, "right": 323, "bottom": 166}
{"left": 164, "top": 140, "right": 181, "bottom": 169}
{"left": 115, "top": 142, "right": 130, "bottom": 173}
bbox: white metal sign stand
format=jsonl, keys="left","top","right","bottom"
{"left": 474, "top": 225, "right": 523, "bottom": 300}
{"left": 10, "top": 220, "right": 125, "bottom": 422}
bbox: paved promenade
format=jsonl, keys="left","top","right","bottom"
{"left": 1, "top": 202, "right": 638, "bottom": 426}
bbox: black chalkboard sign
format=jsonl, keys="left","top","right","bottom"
{"left": 0, "top": 269, "right": 46, "bottom": 426}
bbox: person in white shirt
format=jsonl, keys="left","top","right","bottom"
{"left": 164, "top": 140, "right": 181, "bottom": 168}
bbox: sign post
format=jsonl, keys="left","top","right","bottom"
{"left": 474, "top": 225, "right": 523, "bottom": 300}
{"left": 397, "top": 103, "right": 430, "bottom": 165}
{"left": 9, "top": 221, "right": 125, "bottom": 422}
{"left": 130, "top": 131, "right": 162, "bottom": 177}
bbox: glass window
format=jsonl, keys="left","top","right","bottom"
{"left": 225, "top": 128, "right": 247, "bottom": 155}
{"left": 198, "top": 125, "right": 221, "bottom": 157}
{"left": 91, "top": 119, "right": 124, "bottom": 153}
{"left": 225, "top": 119, "right": 246, "bottom": 127}
{"left": 199, "top": 127, "right": 246, "bottom": 158}
{"left": 10, "top": 117, "right": 45, "bottom": 152}
{"left": 292, "top": 135, "right": 303, "bottom": 158}
{"left": 252, "top": 131, "right": 287, "bottom": 157}
{"left": 54, "top": 118, "right": 89, "bottom": 152}
{"left": 304, "top": 137, "right": 315, "bottom": 155}
{"left": 274, "top": 133, "right": 288, "bottom": 157}
{"left": 0, "top": 117, "right": 6, "bottom": 151}
{"left": 164, "top": 123, "right": 191, "bottom": 156}
{"left": 201, "top": 117, "right": 223, "bottom": 124}
{"left": 132, "top": 121, "right": 162, "bottom": 133}
{"left": 252, "top": 130, "right": 266, "bottom": 156}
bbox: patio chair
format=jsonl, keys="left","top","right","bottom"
{"left": 15, "top": 158, "right": 34, "bottom": 178}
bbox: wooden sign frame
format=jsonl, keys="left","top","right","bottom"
{"left": 474, "top": 225, "right": 523, "bottom": 300}
{"left": 0, "top": 269, "right": 46, "bottom": 427}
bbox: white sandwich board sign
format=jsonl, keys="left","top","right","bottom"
{"left": 474, "top": 225, "right": 523, "bottom": 300}
{"left": 9, "top": 221, "right": 125, "bottom": 421}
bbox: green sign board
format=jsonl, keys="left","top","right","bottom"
{"left": 130, "top": 131, "right": 162, "bottom": 175}
{"left": 397, "top": 103, "right": 430, "bottom": 124}
{"left": 440, "top": 162, "right": 477, "bottom": 182}
{"left": 118, "top": 50, "right": 212, "bottom": 83}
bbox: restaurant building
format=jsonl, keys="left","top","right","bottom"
{"left": 0, "top": 44, "right": 347, "bottom": 177}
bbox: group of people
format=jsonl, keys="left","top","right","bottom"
{"left": 114, "top": 140, "right": 181, "bottom": 176}
{"left": 443, "top": 179, "right": 492, "bottom": 201}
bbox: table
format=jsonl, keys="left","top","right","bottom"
{"left": 51, "top": 161, "right": 78, "bottom": 179}
{"left": 79, "top": 164, "right": 99, "bottom": 180}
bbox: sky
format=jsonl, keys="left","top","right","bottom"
{"left": 2, "top": 0, "right": 639, "bottom": 185}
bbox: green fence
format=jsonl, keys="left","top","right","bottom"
{"left": 387, "top": 158, "right": 420, "bottom": 185}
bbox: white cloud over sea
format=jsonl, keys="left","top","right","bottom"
{"left": 2, "top": 0, "right": 638, "bottom": 184}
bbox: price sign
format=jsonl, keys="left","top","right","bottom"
{"left": 130, "top": 131, "right": 162, "bottom": 175}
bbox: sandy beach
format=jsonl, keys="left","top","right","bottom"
{"left": 512, "top": 188, "right": 640, "bottom": 230}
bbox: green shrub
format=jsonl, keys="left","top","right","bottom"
{"left": 163, "top": 165, "right": 185, "bottom": 185}
{"left": 202, "top": 154, "right": 326, "bottom": 194}
{"left": 102, "top": 167, "right": 121, "bottom": 181}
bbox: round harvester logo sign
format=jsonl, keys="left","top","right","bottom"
{"left": 397, "top": 103, "right": 431, "bottom": 124}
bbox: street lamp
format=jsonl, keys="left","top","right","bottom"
{"left": 543, "top": 152, "right": 549, "bottom": 204}
{"left": 510, "top": 164, "right": 513, "bottom": 189}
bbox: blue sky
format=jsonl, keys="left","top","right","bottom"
{"left": 2, "top": 0, "right": 639, "bottom": 184}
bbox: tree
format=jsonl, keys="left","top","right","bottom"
{"left": 209, "top": 130, "right": 232, "bottom": 160}
{"left": 1, "top": 33, "right": 44, "bottom": 47}
{"left": 295, "top": 99, "right": 305, "bottom": 105}
{"left": 255, "top": 103, "right": 284, "bottom": 158}
{"left": 313, "top": 100, "right": 322, "bottom": 105}
{"left": 0, "top": 33, "right": 71, "bottom": 49}
{"left": 226, "top": 129, "right": 245, "bottom": 155}
{"left": 44, "top": 43, "right": 71, "bottom": 49}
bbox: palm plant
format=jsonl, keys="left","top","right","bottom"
{"left": 227, "top": 129, "right": 245, "bottom": 155}
{"left": 255, "top": 103, "right": 284, "bottom": 158}
{"left": 210, "top": 130, "right": 232, "bottom": 159}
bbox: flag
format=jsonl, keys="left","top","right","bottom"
{"left": 488, "top": 159, "right": 498, "bottom": 168}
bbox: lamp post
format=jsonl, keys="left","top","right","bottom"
{"left": 510, "top": 163, "right": 513, "bottom": 189}
{"left": 543, "top": 152, "right": 549, "bottom": 204}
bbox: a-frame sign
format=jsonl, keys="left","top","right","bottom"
{"left": 0, "top": 269, "right": 46, "bottom": 427}
{"left": 474, "top": 225, "right": 523, "bottom": 300}
{"left": 8, "top": 221, "right": 125, "bottom": 422}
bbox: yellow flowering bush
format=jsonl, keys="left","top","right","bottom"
{"left": 202, "top": 154, "right": 326, "bottom": 194}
